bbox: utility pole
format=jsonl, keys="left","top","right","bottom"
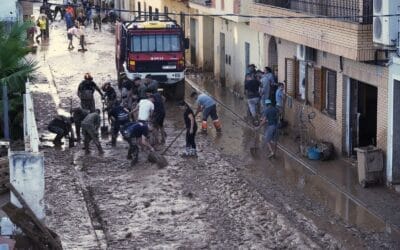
{"left": 2, "top": 82, "right": 10, "bottom": 140}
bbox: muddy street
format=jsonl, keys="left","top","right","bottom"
{"left": 27, "top": 8, "right": 399, "bottom": 249}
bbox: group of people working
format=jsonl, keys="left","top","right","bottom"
{"left": 245, "top": 64, "right": 285, "bottom": 158}
{"left": 48, "top": 73, "right": 166, "bottom": 165}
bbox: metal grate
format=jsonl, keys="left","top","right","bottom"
{"left": 254, "top": 0, "right": 373, "bottom": 24}
{"left": 190, "top": 0, "right": 213, "bottom": 7}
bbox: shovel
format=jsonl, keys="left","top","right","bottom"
{"left": 148, "top": 127, "right": 187, "bottom": 168}
{"left": 100, "top": 99, "right": 109, "bottom": 137}
{"left": 250, "top": 128, "right": 261, "bottom": 159}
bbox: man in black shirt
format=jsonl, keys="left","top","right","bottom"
{"left": 179, "top": 101, "right": 198, "bottom": 157}
{"left": 48, "top": 115, "right": 75, "bottom": 147}
{"left": 109, "top": 102, "right": 130, "bottom": 147}
{"left": 77, "top": 73, "right": 103, "bottom": 112}
{"left": 244, "top": 74, "right": 261, "bottom": 124}
{"left": 101, "top": 82, "right": 117, "bottom": 111}
{"left": 147, "top": 90, "right": 166, "bottom": 144}
{"left": 71, "top": 107, "right": 89, "bottom": 142}
{"left": 257, "top": 99, "right": 279, "bottom": 158}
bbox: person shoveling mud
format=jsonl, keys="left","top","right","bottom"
{"left": 48, "top": 115, "right": 75, "bottom": 147}
{"left": 121, "top": 121, "right": 155, "bottom": 166}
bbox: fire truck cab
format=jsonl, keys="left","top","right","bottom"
{"left": 116, "top": 16, "right": 189, "bottom": 100}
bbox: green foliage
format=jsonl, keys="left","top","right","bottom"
{"left": 0, "top": 21, "right": 37, "bottom": 88}
{"left": 0, "top": 21, "right": 38, "bottom": 140}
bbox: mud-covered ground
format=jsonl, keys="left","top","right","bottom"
{"left": 28, "top": 16, "right": 398, "bottom": 249}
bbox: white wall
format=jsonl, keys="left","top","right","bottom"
{"left": 387, "top": 56, "right": 400, "bottom": 184}
{"left": 214, "top": 17, "right": 265, "bottom": 92}
{"left": 10, "top": 152, "right": 45, "bottom": 220}
{"left": 0, "top": 0, "right": 17, "bottom": 20}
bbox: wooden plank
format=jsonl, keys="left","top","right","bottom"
{"left": 8, "top": 184, "right": 62, "bottom": 250}
{"left": 0, "top": 167, "right": 9, "bottom": 174}
{"left": 2, "top": 203, "right": 47, "bottom": 249}
{"left": 0, "top": 179, "right": 10, "bottom": 185}
{"left": 0, "top": 157, "right": 9, "bottom": 169}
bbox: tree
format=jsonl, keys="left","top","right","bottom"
{"left": 0, "top": 21, "right": 37, "bottom": 140}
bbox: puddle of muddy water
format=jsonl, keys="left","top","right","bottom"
{"left": 250, "top": 155, "right": 400, "bottom": 240}
{"left": 185, "top": 75, "right": 400, "bottom": 242}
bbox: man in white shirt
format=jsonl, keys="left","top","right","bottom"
{"left": 136, "top": 97, "right": 154, "bottom": 122}
{"left": 67, "top": 22, "right": 87, "bottom": 52}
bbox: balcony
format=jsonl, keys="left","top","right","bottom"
{"left": 254, "top": 0, "right": 372, "bottom": 24}
{"left": 189, "top": 0, "right": 213, "bottom": 7}
{"left": 250, "top": 0, "right": 375, "bottom": 61}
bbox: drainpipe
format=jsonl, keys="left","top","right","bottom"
{"left": 2, "top": 82, "right": 10, "bottom": 140}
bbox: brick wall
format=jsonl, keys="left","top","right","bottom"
{"left": 249, "top": 3, "right": 375, "bottom": 61}
{"left": 277, "top": 39, "right": 388, "bottom": 155}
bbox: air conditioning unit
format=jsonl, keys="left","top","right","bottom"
{"left": 296, "top": 45, "right": 315, "bottom": 61}
{"left": 373, "top": 0, "right": 400, "bottom": 46}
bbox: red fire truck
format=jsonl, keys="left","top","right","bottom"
{"left": 115, "top": 16, "right": 189, "bottom": 100}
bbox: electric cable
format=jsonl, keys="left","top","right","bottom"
{"left": 18, "top": 0, "right": 399, "bottom": 22}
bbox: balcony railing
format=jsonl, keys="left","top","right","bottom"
{"left": 254, "top": 0, "right": 373, "bottom": 24}
{"left": 190, "top": 0, "right": 213, "bottom": 7}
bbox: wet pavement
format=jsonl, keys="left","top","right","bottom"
{"left": 25, "top": 2, "right": 400, "bottom": 248}
{"left": 185, "top": 74, "right": 400, "bottom": 248}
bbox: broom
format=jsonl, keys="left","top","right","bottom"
{"left": 148, "top": 103, "right": 199, "bottom": 168}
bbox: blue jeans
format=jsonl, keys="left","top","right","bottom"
{"left": 247, "top": 97, "right": 260, "bottom": 118}
{"left": 263, "top": 125, "right": 278, "bottom": 144}
{"left": 202, "top": 105, "right": 218, "bottom": 121}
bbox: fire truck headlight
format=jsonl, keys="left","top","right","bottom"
{"left": 129, "top": 60, "right": 136, "bottom": 66}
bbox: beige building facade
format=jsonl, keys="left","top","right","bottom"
{"left": 189, "top": 0, "right": 265, "bottom": 91}
{"left": 190, "top": 1, "right": 389, "bottom": 163}
{"left": 248, "top": 1, "right": 388, "bottom": 160}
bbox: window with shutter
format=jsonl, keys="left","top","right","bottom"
{"left": 285, "top": 58, "right": 296, "bottom": 97}
{"left": 325, "top": 70, "right": 337, "bottom": 118}
{"left": 307, "top": 66, "right": 314, "bottom": 104}
{"left": 298, "top": 61, "right": 307, "bottom": 101}
{"left": 313, "top": 68, "right": 323, "bottom": 110}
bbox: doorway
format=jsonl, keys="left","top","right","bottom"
{"left": 349, "top": 79, "right": 377, "bottom": 154}
{"left": 245, "top": 42, "right": 250, "bottom": 73}
{"left": 391, "top": 79, "right": 400, "bottom": 183}
{"left": 268, "top": 37, "right": 278, "bottom": 70}
{"left": 203, "top": 16, "right": 214, "bottom": 71}
{"left": 190, "top": 18, "right": 197, "bottom": 65}
{"left": 220, "top": 32, "right": 226, "bottom": 86}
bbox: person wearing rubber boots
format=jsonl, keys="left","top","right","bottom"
{"left": 48, "top": 115, "right": 75, "bottom": 147}
{"left": 190, "top": 91, "right": 222, "bottom": 134}
{"left": 109, "top": 101, "right": 130, "bottom": 147}
{"left": 81, "top": 109, "right": 104, "bottom": 155}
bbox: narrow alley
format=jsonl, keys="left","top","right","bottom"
{"left": 24, "top": 4, "right": 399, "bottom": 250}
{"left": 3, "top": 0, "right": 400, "bottom": 249}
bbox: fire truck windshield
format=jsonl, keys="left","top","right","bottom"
{"left": 131, "top": 34, "right": 181, "bottom": 52}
